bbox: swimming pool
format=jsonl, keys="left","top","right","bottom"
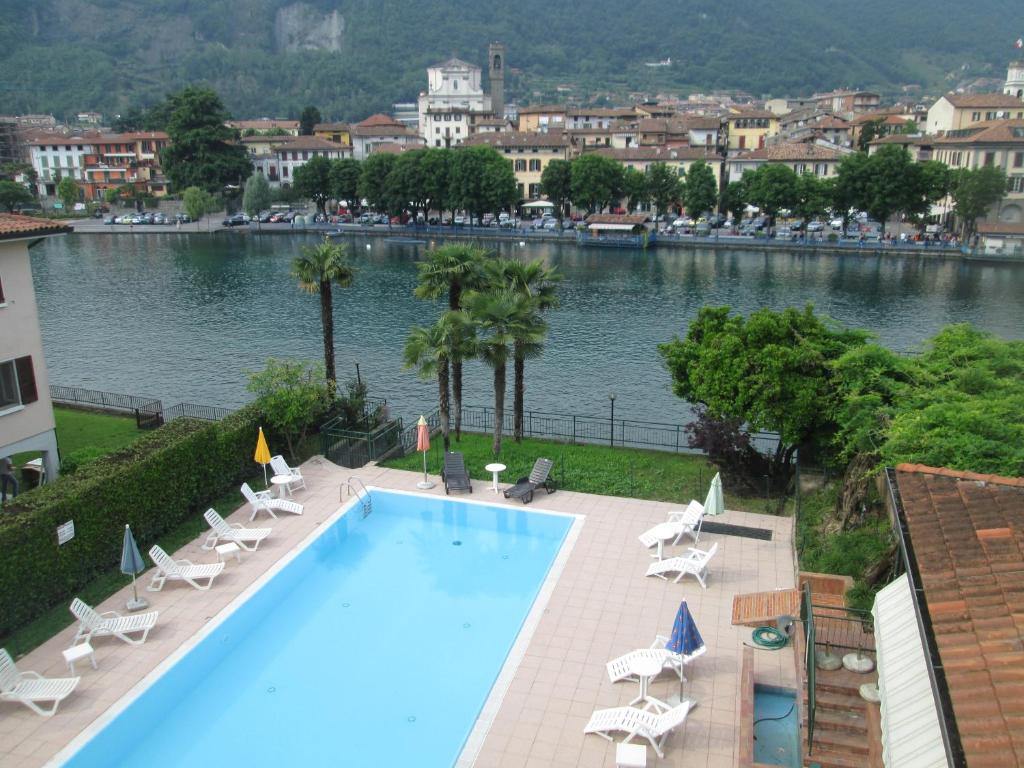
{"left": 59, "top": 490, "right": 577, "bottom": 767}
{"left": 753, "top": 684, "right": 800, "bottom": 767}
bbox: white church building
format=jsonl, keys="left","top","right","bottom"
{"left": 417, "top": 44, "right": 506, "bottom": 148}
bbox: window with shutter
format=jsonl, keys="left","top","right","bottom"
{"left": 15, "top": 356, "right": 37, "bottom": 405}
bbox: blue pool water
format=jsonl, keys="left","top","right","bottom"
{"left": 62, "top": 491, "right": 574, "bottom": 767}
{"left": 753, "top": 685, "right": 800, "bottom": 767}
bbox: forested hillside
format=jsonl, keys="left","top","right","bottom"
{"left": 0, "top": 0, "right": 1016, "bottom": 120}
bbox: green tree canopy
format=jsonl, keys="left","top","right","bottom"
{"left": 242, "top": 171, "right": 271, "bottom": 217}
{"left": 743, "top": 164, "right": 799, "bottom": 224}
{"left": 299, "top": 106, "right": 322, "bottom": 136}
{"left": 622, "top": 167, "right": 650, "bottom": 212}
{"left": 0, "top": 180, "right": 33, "bottom": 212}
{"left": 950, "top": 164, "right": 1008, "bottom": 238}
{"left": 385, "top": 150, "right": 430, "bottom": 219}
{"left": 570, "top": 154, "right": 624, "bottom": 213}
{"left": 182, "top": 186, "right": 216, "bottom": 221}
{"left": 293, "top": 155, "right": 334, "bottom": 214}
{"left": 161, "top": 86, "right": 251, "bottom": 194}
{"left": 247, "top": 358, "right": 332, "bottom": 461}
{"left": 449, "top": 145, "right": 518, "bottom": 221}
{"left": 793, "top": 173, "right": 830, "bottom": 224}
{"left": 683, "top": 160, "right": 717, "bottom": 219}
{"left": 357, "top": 153, "right": 398, "bottom": 214}
{"left": 56, "top": 176, "right": 80, "bottom": 209}
{"left": 648, "top": 162, "right": 683, "bottom": 222}
{"left": 329, "top": 158, "right": 362, "bottom": 210}
{"left": 419, "top": 148, "right": 451, "bottom": 218}
{"left": 540, "top": 158, "right": 572, "bottom": 222}
{"left": 720, "top": 179, "right": 748, "bottom": 221}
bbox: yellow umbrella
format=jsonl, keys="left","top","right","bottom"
{"left": 255, "top": 426, "right": 271, "bottom": 486}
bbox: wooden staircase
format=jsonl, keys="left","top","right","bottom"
{"left": 802, "top": 667, "right": 878, "bottom": 768}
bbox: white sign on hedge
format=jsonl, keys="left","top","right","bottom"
{"left": 57, "top": 520, "right": 75, "bottom": 545}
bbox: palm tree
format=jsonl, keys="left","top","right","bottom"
{"left": 414, "top": 245, "right": 487, "bottom": 439}
{"left": 463, "top": 289, "right": 542, "bottom": 454}
{"left": 486, "top": 259, "right": 561, "bottom": 441}
{"left": 292, "top": 237, "right": 355, "bottom": 389}
{"left": 402, "top": 312, "right": 475, "bottom": 451}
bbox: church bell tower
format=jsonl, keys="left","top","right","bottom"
{"left": 489, "top": 42, "right": 506, "bottom": 119}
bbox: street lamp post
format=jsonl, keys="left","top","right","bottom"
{"left": 609, "top": 393, "right": 616, "bottom": 447}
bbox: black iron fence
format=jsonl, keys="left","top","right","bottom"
{"left": 50, "top": 385, "right": 231, "bottom": 429}
{"left": 164, "top": 402, "right": 234, "bottom": 422}
{"left": 802, "top": 583, "right": 817, "bottom": 755}
{"left": 321, "top": 417, "right": 403, "bottom": 468}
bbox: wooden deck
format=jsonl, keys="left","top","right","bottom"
{"left": 731, "top": 588, "right": 801, "bottom": 626}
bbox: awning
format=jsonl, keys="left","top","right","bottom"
{"left": 871, "top": 574, "right": 948, "bottom": 768}
{"left": 589, "top": 223, "right": 639, "bottom": 231}
{"left": 521, "top": 200, "right": 554, "bottom": 209}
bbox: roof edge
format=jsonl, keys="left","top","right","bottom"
{"left": 894, "top": 463, "right": 1024, "bottom": 487}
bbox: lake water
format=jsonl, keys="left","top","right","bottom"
{"left": 30, "top": 233, "right": 1024, "bottom": 425}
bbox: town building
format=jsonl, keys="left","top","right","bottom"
{"left": 726, "top": 141, "right": 851, "bottom": 183}
{"left": 312, "top": 122, "right": 352, "bottom": 147}
{"left": 815, "top": 89, "right": 881, "bottom": 115}
{"left": 464, "top": 131, "right": 571, "bottom": 201}
{"left": 225, "top": 119, "right": 300, "bottom": 136}
{"left": 26, "top": 135, "right": 94, "bottom": 198}
{"left": 867, "top": 133, "right": 935, "bottom": 162}
{"left": 592, "top": 146, "right": 723, "bottom": 188}
{"left": 925, "top": 93, "right": 1024, "bottom": 135}
{"left": 351, "top": 115, "right": 423, "bottom": 159}
{"left": 75, "top": 112, "right": 103, "bottom": 126}
{"left": 251, "top": 136, "right": 350, "bottom": 188}
{"left": 80, "top": 132, "right": 170, "bottom": 201}
{"left": 975, "top": 221, "right": 1024, "bottom": 256}
{"left": 417, "top": 57, "right": 495, "bottom": 148}
{"left": 517, "top": 105, "right": 567, "bottom": 133}
{"left": 0, "top": 214, "right": 71, "bottom": 483}
{"left": 240, "top": 134, "right": 298, "bottom": 158}
{"left": 723, "top": 109, "right": 779, "bottom": 151}
{"left": 391, "top": 103, "right": 419, "bottom": 132}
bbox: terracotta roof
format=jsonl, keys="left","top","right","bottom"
{"left": 240, "top": 134, "right": 297, "bottom": 145}
{"left": 728, "top": 109, "right": 776, "bottom": 120}
{"left": 0, "top": 213, "right": 72, "bottom": 240}
{"left": 517, "top": 104, "right": 567, "bottom": 115}
{"left": 637, "top": 118, "right": 691, "bottom": 135}
{"left": 594, "top": 146, "right": 715, "bottom": 161}
{"left": 868, "top": 134, "right": 931, "bottom": 146}
{"left": 585, "top": 213, "right": 650, "bottom": 225}
{"left": 313, "top": 122, "right": 351, "bottom": 132}
{"left": 679, "top": 115, "right": 722, "bottom": 130}
{"left": 940, "top": 93, "right": 1024, "bottom": 109}
{"left": 351, "top": 125, "right": 420, "bottom": 138}
{"left": 26, "top": 134, "right": 99, "bottom": 146}
{"left": 94, "top": 131, "right": 169, "bottom": 142}
{"left": 977, "top": 221, "right": 1024, "bottom": 235}
{"left": 355, "top": 114, "right": 406, "bottom": 129}
{"left": 733, "top": 142, "right": 847, "bottom": 161}
{"left": 893, "top": 464, "right": 1024, "bottom": 765}
{"left": 933, "top": 119, "right": 1024, "bottom": 144}
{"left": 465, "top": 131, "right": 569, "bottom": 148}
{"left": 848, "top": 108, "right": 907, "bottom": 125}
{"left": 274, "top": 136, "right": 349, "bottom": 151}
{"left": 567, "top": 107, "right": 636, "bottom": 118}
{"left": 814, "top": 117, "right": 850, "bottom": 129}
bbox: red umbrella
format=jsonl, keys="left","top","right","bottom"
{"left": 416, "top": 416, "right": 434, "bottom": 489}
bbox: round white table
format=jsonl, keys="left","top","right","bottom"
{"left": 270, "top": 474, "right": 293, "bottom": 498}
{"left": 627, "top": 655, "right": 669, "bottom": 713}
{"left": 647, "top": 522, "right": 679, "bottom": 561}
{"left": 485, "top": 463, "right": 506, "bottom": 493}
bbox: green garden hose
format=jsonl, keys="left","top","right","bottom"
{"left": 751, "top": 626, "right": 789, "bottom": 649}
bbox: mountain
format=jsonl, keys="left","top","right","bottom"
{"left": 0, "top": 0, "right": 1018, "bottom": 121}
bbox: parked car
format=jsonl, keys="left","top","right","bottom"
{"left": 282, "top": 211, "right": 298, "bottom": 223}
{"left": 775, "top": 226, "right": 793, "bottom": 239}
{"left": 806, "top": 220, "right": 825, "bottom": 233}
{"left": 453, "top": 215, "right": 467, "bottom": 227}
{"left": 830, "top": 217, "right": 844, "bottom": 230}
{"left": 543, "top": 218, "right": 559, "bottom": 231}
{"left": 222, "top": 213, "right": 247, "bottom": 227}
{"left": 790, "top": 220, "right": 805, "bottom": 231}
{"left": 175, "top": 213, "right": 192, "bottom": 224}
{"left": 153, "top": 213, "right": 167, "bottom": 225}
{"left": 103, "top": 215, "right": 115, "bottom": 224}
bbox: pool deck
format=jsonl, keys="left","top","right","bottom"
{"left": 2, "top": 457, "right": 796, "bottom": 768}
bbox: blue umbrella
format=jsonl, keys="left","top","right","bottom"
{"left": 666, "top": 601, "right": 703, "bottom": 696}
{"left": 120, "top": 524, "right": 148, "bottom": 611}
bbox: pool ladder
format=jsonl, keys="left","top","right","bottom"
{"left": 341, "top": 476, "right": 372, "bottom": 518}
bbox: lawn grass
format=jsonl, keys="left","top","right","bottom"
{"left": 380, "top": 430, "right": 780, "bottom": 512}
{"left": 0, "top": 471, "right": 266, "bottom": 658}
{"left": 12, "top": 406, "right": 144, "bottom": 471}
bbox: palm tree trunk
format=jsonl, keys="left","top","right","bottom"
{"left": 452, "top": 359, "right": 463, "bottom": 441}
{"left": 320, "top": 281, "right": 336, "bottom": 391}
{"left": 439, "top": 357, "right": 451, "bottom": 452}
{"left": 513, "top": 350, "right": 525, "bottom": 442}
{"left": 493, "top": 361, "right": 506, "bottom": 455}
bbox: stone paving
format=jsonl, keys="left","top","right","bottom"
{"left": 0, "top": 457, "right": 796, "bottom": 767}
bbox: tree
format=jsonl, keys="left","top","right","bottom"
{"left": 463, "top": 288, "right": 538, "bottom": 455}
{"left": 357, "top": 153, "right": 397, "bottom": 214}
{"left": 683, "top": 160, "right": 717, "bottom": 219}
{"left": 329, "top": 158, "right": 362, "bottom": 212}
{"left": 0, "top": 180, "right": 33, "bottom": 212}
{"left": 793, "top": 173, "right": 830, "bottom": 225}
{"left": 720, "top": 179, "right": 748, "bottom": 222}
{"left": 299, "top": 106, "right": 322, "bottom": 136}
{"left": 486, "top": 258, "right": 561, "bottom": 441}
{"left": 160, "top": 86, "right": 251, "bottom": 194}
{"left": 540, "top": 158, "right": 572, "bottom": 224}
{"left": 742, "top": 165, "right": 799, "bottom": 228}
{"left": 860, "top": 145, "right": 919, "bottom": 236}
{"left": 386, "top": 150, "right": 429, "bottom": 221}
{"left": 246, "top": 358, "right": 332, "bottom": 462}
{"left": 832, "top": 151, "right": 872, "bottom": 230}
{"left": 658, "top": 305, "right": 869, "bottom": 484}
{"left": 403, "top": 312, "right": 476, "bottom": 451}
{"left": 622, "top": 167, "right": 650, "bottom": 212}
{"left": 950, "top": 164, "right": 1008, "bottom": 238}
{"left": 291, "top": 238, "right": 356, "bottom": 389}
{"left": 414, "top": 245, "right": 487, "bottom": 439}
{"left": 570, "top": 154, "right": 624, "bottom": 213}
{"left": 103, "top": 186, "right": 122, "bottom": 206}
{"left": 857, "top": 119, "right": 884, "bottom": 151}
{"left": 182, "top": 186, "right": 216, "bottom": 221}
{"left": 242, "top": 172, "right": 271, "bottom": 217}
{"left": 56, "top": 176, "right": 79, "bottom": 210}
{"left": 293, "top": 155, "right": 334, "bottom": 214}
{"left": 419, "top": 148, "right": 451, "bottom": 220}
{"left": 449, "top": 146, "right": 518, "bottom": 222}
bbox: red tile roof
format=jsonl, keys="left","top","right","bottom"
{"left": 733, "top": 142, "right": 847, "bottom": 161}
{"left": 356, "top": 114, "right": 406, "bottom": 129}
{"left": 593, "top": 146, "right": 715, "bottom": 162}
{"left": 933, "top": 119, "right": 1024, "bottom": 144}
{"left": 893, "top": 464, "right": 1024, "bottom": 765}
{"left": 977, "top": 221, "right": 1024, "bottom": 235}
{"left": 0, "top": 213, "right": 72, "bottom": 240}
{"left": 465, "top": 131, "right": 569, "bottom": 148}
{"left": 941, "top": 93, "right": 1024, "bottom": 109}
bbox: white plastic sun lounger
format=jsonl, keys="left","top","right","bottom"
{"left": 640, "top": 500, "right": 704, "bottom": 549}
{"left": 0, "top": 649, "right": 80, "bottom": 717}
{"left": 147, "top": 545, "right": 224, "bottom": 592}
{"left": 269, "top": 454, "right": 306, "bottom": 493}
{"left": 202, "top": 508, "right": 272, "bottom": 552}
{"left": 645, "top": 542, "right": 718, "bottom": 588}
{"left": 70, "top": 598, "right": 159, "bottom": 646}
{"left": 241, "top": 482, "right": 304, "bottom": 522}
{"left": 583, "top": 700, "right": 693, "bottom": 759}
{"left": 607, "top": 637, "right": 707, "bottom": 684}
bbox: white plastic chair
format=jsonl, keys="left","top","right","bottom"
{"left": 241, "top": 482, "right": 304, "bottom": 522}
{"left": 645, "top": 542, "right": 719, "bottom": 588}
{"left": 269, "top": 455, "right": 306, "bottom": 493}
{"left": 70, "top": 598, "right": 159, "bottom": 646}
{"left": 607, "top": 637, "right": 707, "bottom": 684}
{"left": 147, "top": 545, "right": 224, "bottom": 591}
{"left": 640, "top": 501, "right": 703, "bottom": 549}
{"left": 0, "top": 649, "right": 79, "bottom": 717}
{"left": 202, "top": 508, "right": 272, "bottom": 552}
{"left": 583, "top": 700, "right": 693, "bottom": 759}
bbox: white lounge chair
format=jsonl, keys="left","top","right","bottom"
{"left": 241, "top": 482, "right": 304, "bottom": 522}
{"left": 70, "top": 598, "right": 159, "bottom": 646}
{"left": 640, "top": 500, "right": 703, "bottom": 550}
{"left": 645, "top": 542, "right": 719, "bottom": 588}
{"left": 0, "top": 649, "right": 80, "bottom": 717}
{"left": 147, "top": 545, "right": 224, "bottom": 592}
{"left": 269, "top": 455, "right": 306, "bottom": 494}
{"left": 583, "top": 700, "right": 693, "bottom": 759}
{"left": 607, "top": 636, "right": 707, "bottom": 684}
{"left": 202, "top": 508, "right": 272, "bottom": 552}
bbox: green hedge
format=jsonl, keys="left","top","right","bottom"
{"left": 0, "top": 405, "right": 264, "bottom": 637}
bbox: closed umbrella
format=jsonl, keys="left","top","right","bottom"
{"left": 121, "top": 524, "right": 149, "bottom": 612}
{"left": 416, "top": 415, "right": 434, "bottom": 489}
{"left": 704, "top": 472, "right": 724, "bottom": 516}
{"left": 665, "top": 600, "right": 704, "bottom": 701}
{"left": 254, "top": 426, "right": 271, "bottom": 487}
